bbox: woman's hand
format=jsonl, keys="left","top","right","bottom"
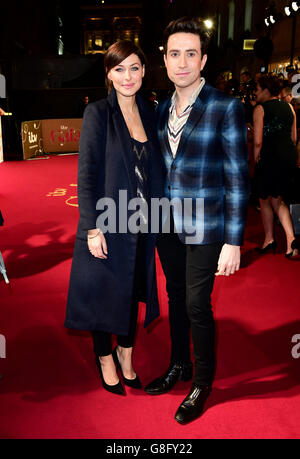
{"left": 87, "top": 229, "right": 108, "bottom": 259}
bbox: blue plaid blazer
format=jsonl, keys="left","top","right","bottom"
{"left": 157, "top": 83, "right": 250, "bottom": 245}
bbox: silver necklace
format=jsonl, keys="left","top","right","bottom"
{"left": 122, "top": 105, "right": 137, "bottom": 122}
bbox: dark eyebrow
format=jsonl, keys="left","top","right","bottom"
{"left": 116, "top": 62, "right": 141, "bottom": 67}
{"left": 168, "top": 49, "right": 199, "bottom": 53}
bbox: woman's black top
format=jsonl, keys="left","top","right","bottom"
{"left": 130, "top": 138, "right": 149, "bottom": 202}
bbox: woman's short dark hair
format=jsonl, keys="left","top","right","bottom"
{"left": 257, "top": 75, "right": 282, "bottom": 97}
{"left": 104, "top": 40, "right": 146, "bottom": 93}
{"left": 163, "top": 17, "right": 212, "bottom": 55}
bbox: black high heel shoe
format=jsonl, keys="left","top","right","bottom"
{"left": 285, "top": 239, "right": 300, "bottom": 258}
{"left": 255, "top": 240, "right": 276, "bottom": 254}
{"left": 112, "top": 347, "right": 142, "bottom": 389}
{"left": 95, "top": 356, "right": 125, "bottom": 395}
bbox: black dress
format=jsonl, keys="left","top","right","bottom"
{"left": 254, "top": 99, "right": 297, "bottom": 200}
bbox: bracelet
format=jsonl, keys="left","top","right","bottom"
{"left": 87, "top": 230, "right": 100, "bottom": 239}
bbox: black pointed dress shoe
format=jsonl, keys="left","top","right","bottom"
{"left": 286, "top": 239, "right": 300, "bottom": 258}
{"left": 95, "top": 356, "right": 125, "bottom": 395}
{"left": 144, "top": 362, "right": 193, "bottom": 395}
{"left": 255, "top": 240, "right": 276, "bottom": 254}
{"left": 112, "top": 347, "right": 142, "bottom": 389}
{"left": 175, "top": 385, "right": 211, "bottom": 424}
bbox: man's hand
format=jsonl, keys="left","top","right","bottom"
{"left": 215, "top": 244, "right": 240, "bottom": 276}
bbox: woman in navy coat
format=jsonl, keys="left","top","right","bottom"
{"left": 65, "top": 41, "right": 164, "bottom": 395}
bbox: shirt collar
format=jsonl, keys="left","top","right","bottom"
{"left": 170, "top": 77, "right": 205, "bottom": 113}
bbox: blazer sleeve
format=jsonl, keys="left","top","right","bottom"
{"left": 77, "top": 102, "right": 106, "bottom": 231}
{"left": 221, "top": 98, "right": 250, "bottom": 246}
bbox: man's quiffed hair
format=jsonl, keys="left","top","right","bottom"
{"left": 163, "top": 17, "right": 212, "bottom": 54}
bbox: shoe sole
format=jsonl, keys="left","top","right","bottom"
{"left": 175, "top": 409, "right": 204, "bottom": 424}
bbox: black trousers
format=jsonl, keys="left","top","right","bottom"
{"left": 186, "top": 242, "right": 222, "bottom": 386}
{"left": 157, "top": 214, "right": 222, "bottom": 385}
{"left": 92, "top": 234, "right": 146, "bottom": 357}
{"left": 156, "top": 224, "right": 191, "bottom": 365}
{"left": 92, "top": 300, "right": 139, "bottom": 356}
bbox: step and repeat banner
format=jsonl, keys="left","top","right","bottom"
{"left": 21, "top": 120, "right": 43, "bottom": 160}
{"left": 21, "top": 119, "right": 82, "bottom": 159}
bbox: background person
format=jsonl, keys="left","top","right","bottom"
{"left": 77, "top": 95, "right": 90, "bottom": 117}
{"left": 253, "top": 75, "right": 299, "bottom": 257}
{"left": 280, "top": 86, "right": 293, "bottom": 104}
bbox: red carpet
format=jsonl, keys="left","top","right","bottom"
{"left": 0, "top": 155, "right": 300, "bottom": 439}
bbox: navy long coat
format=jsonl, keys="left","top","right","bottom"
{"left": 65, "top": 89, "right": 165, "bottom": 335}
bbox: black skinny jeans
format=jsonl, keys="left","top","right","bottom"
{"left": 157, "top": 211, "right": 222, "bottom": 385}
{"left": 186, "top": 242, "right": 222, "bottom": 386}
{"left": 156, "top": 218, "right": 191, "bottom": 365}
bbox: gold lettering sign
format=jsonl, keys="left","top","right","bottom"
{"left": 47, "top": 184, "right": 78, "bottom": 207}
{"left": 47, "top": 188, "right": 67, "bottom": 197}
{"left": 42, "top": 119, "right": 82, "bottom": 153}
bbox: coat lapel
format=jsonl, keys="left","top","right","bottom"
{"left": 136, "top": 93, "right": 157, "bottom": 156}
{"left": 176, "top": 83, "right": 211, "bottom": 157}
{"left": 157, "top": 97, "right": 172, "bottom": 158}
{"left": 107, "top": 89, "right": 136, "bottom": 198}
{"left": 106, "top": 89, "right": 162, "bottom": 199}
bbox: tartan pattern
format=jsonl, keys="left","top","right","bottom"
{"left": 167, "top": 79, "right": 205, "bottom": 158}
{"left": 157, "top": 83, "right": 250, "bottom": 245}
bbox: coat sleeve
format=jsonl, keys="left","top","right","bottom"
{"left": 77, "top": 102, "right": 106, "bottom": 231}
{"left": 147, "top": 108, "right": 166, "bottom": 200}
{"left": 221, "top": 98, "right": 250, "bottom": 246}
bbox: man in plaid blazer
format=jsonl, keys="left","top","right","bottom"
{"left": 145, "top": 17, "right": 250, "bottom": 424}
